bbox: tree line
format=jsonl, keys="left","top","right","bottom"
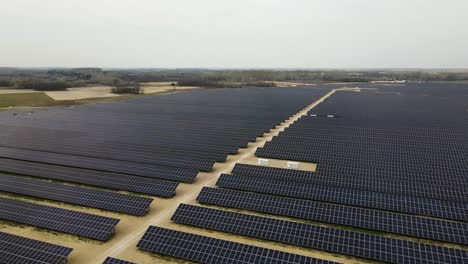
{"left": 1, "top": 68, "right": 468, "bottom": 91}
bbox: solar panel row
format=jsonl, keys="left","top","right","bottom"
{"left": 197, "top": 187, "right": 468, "bottom": 245}
{"left": 232, "top": 163, "right": 467, "bottom": 203}
{"left": 0, "top": 174, "right": 153, "bottom": 215}
{"left": 0, "top": 231, "right": 73, "bottom": 264}
{"left": 259, "top": 141, "right": 465, "bottom": 169}
{"left": 0, "top": 87, "right": 334, "bottom": 261}
{"left": 270, "top": 124, "right": 466, "bottom": 140}
{"left": 216, "top": 174, "right": 468, "bottom": 221}
{"left": 233, "top": 163, "right": 462, "bottom": 186}
{"left": 137, "top": 225, "right": 337, "bottom": 264}
{"left": 103, "top": 257, "right": 136, "bottom": 264}
{"left": 0, "top": 87, "right": 329, "bottom": 178}
{"left": 256, "top": 143, "right": 465, "bottom": 172}
{"left": 0, "top": 197, "right": 119, "bottom": 241}
{"left": 255, "top": 87, "right": 468, "bottom": 206}
{"left": 230, "top": 85, "right": 468, "bottom": 263}
{"left": 268, "top": 132, "right": 467, "bottom": 150}
{"left": 0, "top": 146, "right": 198, "bottom": 183}
{"left": 271, "top": 133, "right": 467, "bottom": 150}
{"left": 0, "top": 140, "right": 229, "bottom": 164}
{"left": 0, "top": 132, "right": 241, "bottom": 158}
{"left": 256, "top": 145, "right": 465, "bottom": 175}
{"left": 0, "top": 135, "right": 236, "bottom": 172}
{"left": 172, "top": 204, "right": 468, "bottom": 264}
{"left": 0, "top": 158, "right": 178, "bottom": 197}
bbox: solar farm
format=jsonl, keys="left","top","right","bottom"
{"left": 0, "top": 83, "right": 467, "bottom": 264}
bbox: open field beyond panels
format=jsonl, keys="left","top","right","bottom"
{"left": 0, "top": 83, "right": 467, "bottom": 264}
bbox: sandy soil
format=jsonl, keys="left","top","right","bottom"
{"left": 45, "top": 86, "right": 119, "bottom": 100}
{"left": 44, "top": 83, "right": 199, "bottom": 100}
{"left": 241, "top": 157, "right": 317, "bottom": 172}
{"left": 141, "top": 82, "right": 199, "bottom": 94}
{"left": 324, "top": 82, "right": 358, "bottom": 85}
{"left": 141, "top": 82, "right": 175, "bottom": 87}
{"left": 274, "top": 81, "right": 317, "bottom": 87}
{"left": 0, "top": 88, "right": 39, "bottom": 94}
{"left": 0, "top": 87, "right": 373, "bottom": 264}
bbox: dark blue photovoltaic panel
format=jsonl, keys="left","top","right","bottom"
{"left": 1, "top": 82, "right": 467, "bottom": 263}
{"left": 232, "top": 163, "right": 467, "bottom": 202}
{"left": 0, "top": 158, "right": 178, "bottom": 197}
{"left": 0, "top": 87, "right": 329, "bottom": 176}
{"left": 0, "top": 197, "right": 119, "bottom": 241}
{"left": 255, "top": 84, "right": 468, "bottom": 205}
{"left": 0, "top": 146, "right": 198, "bottom": 183}
{"left": 103, "top": 257, "right": 136, "bottom": 264}
{"left": 137, "top": 226, "right": 337, "bottom": 264}
{"left": 196, "top": 187, "right": 468, "bottom": 245}
{"left": 0, "top": 231, "right": 73, "bottom": 264}
{"left": 172, "top": 204, "right": 468, "bottom": 264}
{"left": 0, "top": 174, "right": 153, "bottom": 215}
{"left": 216, "top": 174, "right": 468, "bottom": 221}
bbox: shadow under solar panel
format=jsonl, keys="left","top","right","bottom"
{"left": 103, "top": 257, "right": 136, "bottom": 264}
{"left": 0, "top": 231, "right": 73, "bottom": 264}
{"left": 0, "top": 146, "right": 198, "bottom": 183}
{"left": 0, "top": 173, "right": 153, "bottom": 215}
{"left": 137, "top": 226, "right": 337, "bottom": 264}
{"left": 196, "top": 187, "right": 468, "bottom": 245}
{"left": 172, "top": 204, "right": 468, "bottom": 264}
{"left": 216, "top": 174, "right": 468, "bottom": 221}
{"left": 0, "top": 158, "right": 178, "bottom": 197}
{"left": 0, "top": 197, "right": 119, "bottom": 241}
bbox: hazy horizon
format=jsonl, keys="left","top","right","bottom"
{"left": 3, "top": 67, "right": 468, "bottom": 71}
{"left": 2, "top": 0, "right": 468, "bottom": 68}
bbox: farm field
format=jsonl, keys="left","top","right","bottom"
{"left": 0, "top": 92, "right": 73, "bottom": 109}
{"left": 44, "top": 86, "right": 119, "bottom": 100}
{"left": 0, "top": 82, "right": 201, "bottom": 111}
{"left": 0, "top": 83, "right": 467, "bottom": 264}
{"left": 45, "top": 83, "right": 199, "bottom": 101}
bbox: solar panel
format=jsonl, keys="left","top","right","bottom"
{"left": 233, "top": 162, "right": 467, "bottom": 188}
{"left": 103, "top": 257, "right": 136, "bottom": 264}
{"left": 0, "top": 144, "right": 219, "bottom": 171}
{"left": 0, "top": 87, "right": 329, "bottom": 184}
{"left": 172, "top": 204, "right": 468, "bottom": 264}
{"left": 0, "top": 146, "right": 198, "bottom": 183}
{"left": 256, "top": 146, "right": 466, "bottom": 181}
{"left": 0, "top": 173, "right": 153, "bottom": 215}
{"left": 137, "top": 225, "right": 336, "bottom": 264}
{"left": 0, "top": 231, "right": 73, "bottom": 264}
{"left": 0, "top": 197, "right": 119, "bottom": 241}
{"left": 216, "top": 174, "right": 468, "bottom": 221}
{"left": 197, "top": 187, "right": 468, "bottom": 245}
{"left": 253, "top": 88, "right": 468, "bottom": 209}
{"left": 232, "top": 163, "right": 466, "bottom": 203}
{"left": 0, "top": 158, "right": 177, "bottom": 197}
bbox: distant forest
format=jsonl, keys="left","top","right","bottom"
{"left": 0, "top": 67, "right": 467, "bottom": 91}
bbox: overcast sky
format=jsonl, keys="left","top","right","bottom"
{"left": 1, "top": 0, "right": 467, "bottom": 68}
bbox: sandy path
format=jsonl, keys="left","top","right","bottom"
{"left": 90, "top": 88, "right": 346, "bottom": 263}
